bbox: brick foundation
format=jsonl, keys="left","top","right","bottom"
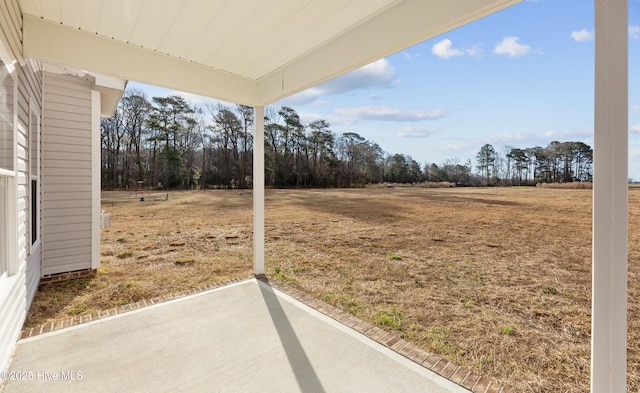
{"left": 39, "top": 269, "right": 97, "bottom": 285}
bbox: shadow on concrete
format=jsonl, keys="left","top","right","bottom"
{"left": 257, "top": 278, "right": 327, "bottom": 393}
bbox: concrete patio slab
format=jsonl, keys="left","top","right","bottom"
{"left": 2, "top": 279, "right": 470, "bottom": 393}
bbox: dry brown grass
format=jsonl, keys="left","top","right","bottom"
{"left": 536, "top": 182, "right": 593, "bottom": 189}
{"left": 25, "top": 187, "right": 640, "bottom": 392}
{"left": 423, "top": 181, "right": 456, "bottom": 188}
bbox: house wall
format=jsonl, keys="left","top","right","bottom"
{"left": 41, "top": 72, "right": 95, "bottom": 276}
{"left": 0, "top": 0, "right": 42, "bottom": 376}
{"left": 19, "top": 61, "right": 42, "bottom": 304}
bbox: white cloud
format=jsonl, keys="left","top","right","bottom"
{"left": 314, "top": 59, "right": 394, "bottom": 95}
{"left": 465, "top": 44, "right": 484, "bottom": 57}
{"left": 334, "top": 106, "right": 446, "bottom": 122}
{"left": 277, "top": 90, "right": 321, "bottom": 106}
{"left": 544, "top": 129, "right": 594, "bottom": 139}
{"left": 396, "top": 125, "right": 440, "bottom": 138}
{"left": 278, "top": 59, "right": 395, "bottom": 106}
{"left": 493, "top": 37, "right": 532, "bottom": 57}
{"left": 432, "top": 39, "right": 464, "bottom": 59}
{"left": 485, "top": 132, "right": 538, "bottom": 144}
{"left": 297, "top": 112, "right": 346, "bottom": 127}
{"left": 631, "top": 124, "right": 640, "bottom": 135}
{"left": 632, "top": 105, "right": 640, "bottom": 111}
{"left": 438, "top": 138, "right": 482, "bottom": 152}
{"left": 402, "top": 52, "right": 420, "bottom": 61}
{"left": 571, "top": 28, "right": 595, "bottom": 42}
{"left": 570, "top": 26, "right": 639, "bottom": 41}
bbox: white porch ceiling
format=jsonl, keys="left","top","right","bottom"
{"left": 19, "top": 0, "right": 521, "bottom": 106}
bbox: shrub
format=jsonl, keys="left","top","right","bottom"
{"left": 536, "top": 182, "right": 592, "bottom": 189}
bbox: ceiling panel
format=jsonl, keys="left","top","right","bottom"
{"left": 39, "top": 0, "right": 62, "bottom": 22}
{"left": 112, "top": 0, "right": 146, "bottom": 43}
{"left": 177, "top": 1, "right": 233, "bottom": 63}
{"left": 185, "top": 0, "right": 267, "bottom": 65}
{"left": 124, "top": 0, "right": 162, "bottom": 46}
{"left": 59, "top": 0, "right": 82, "bottom": 29}
{"left": 79, "top": 0, "right": 102, "bottom": 32}
{"left": 18, "top": 0, "right": 40, "bottom": 17}
{"left": 152, "top": 0, "right": 225, "bottom": 59}
{"left": 211, "top": 0, "right": 309, "bottom": 71}
{"left": 97, "top": 0, "right": 124, "bottom": 38}
{"left": 227, "top": 0, "right": 348, "bottom": 77}
{"left": 142, "top": 1, "right": 192, "bottom": 53}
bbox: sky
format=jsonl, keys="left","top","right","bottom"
{"left": 128, "top": 0, "right": 640, "bottom": 181}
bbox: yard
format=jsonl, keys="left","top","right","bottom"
{"left": 26, "top": 187, "right": 640, "bottom": 392}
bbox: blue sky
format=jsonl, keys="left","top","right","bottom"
{"left": 129, "top": 0, "right": 640, "bottom": 180}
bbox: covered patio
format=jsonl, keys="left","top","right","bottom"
{"left": 4, "top": 278, "right": 483, "bottom": 393}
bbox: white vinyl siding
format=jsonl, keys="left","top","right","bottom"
{"left": 0, "top": 3, "right": 20, "bottom": 378}
{"left": 0, "top": 0, "right": 108, "bottom": 376}
{"left": 0, "top": 0, "right": 42, "bottom": 376}
{"left": 41, "top": 72, "right": 93, "bottom": 276}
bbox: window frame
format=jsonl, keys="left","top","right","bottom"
{"left": 28, "top": 100, "right": 40, "bottom": 252}
{"left": 0, "top": 41, "right": 18, "bottom": 279}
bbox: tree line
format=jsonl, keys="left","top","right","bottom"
{"left": 101, "top": 89, "right": 592, "bottom": 189}
{"left": 472, "top": 142, "right": 592, "bottom": 186}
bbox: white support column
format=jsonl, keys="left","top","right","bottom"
{"left": 591, "top": 0, "right": 628, "bottom": 392}
{"left": 253, "top": 106, "right": 265, "bottom": 275}
{"left": 91, "top": 90, "right": 101, "bottom": 270}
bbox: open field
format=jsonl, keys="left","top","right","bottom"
{"left": 27, "top": 187, "right": 639, "bottom": 392}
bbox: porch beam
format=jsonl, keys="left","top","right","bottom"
{"left": 253, "top": 106, "right": 265, "bottom": 275}
{"left": 591, "top": 0, "right": 628, "bottom": 391}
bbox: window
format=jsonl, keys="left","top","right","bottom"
{"left": 31, "top": 179, "right": 37, "bottom": 245}
{"left": 1, "top": 55, "right": 15, "bottom": 277}
{"left": 29, "top": 104, "right": 40, "bottom": 248}
{"left": 0, "top": 58, "right": 13, "bottom": 171}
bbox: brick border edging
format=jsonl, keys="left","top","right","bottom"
{"left": 21, "top": 274, "right": 509, "bottom": 393}
{"left": 256, "top": 274, "right": 510, "bottom": 393}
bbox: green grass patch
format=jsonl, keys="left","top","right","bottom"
{"left": 116, "top": 250, "right": 134, "bottom": 259}
{"left": 66, "top": 303, "right": 88, "bottom": 315}
{"left": 273, "top": 266, "right": 295, "bottom": 282}
{"left": 500, "top": 325, "right": 516, "bottom": 335}
{"left": 427, "top": 326, "right": 463, "bottom": 358}
{"left": 291, "top": 265, "right": 308, "bottom": 273}
{"left": 375, "top": 306, "right": 403, "bottom": 329}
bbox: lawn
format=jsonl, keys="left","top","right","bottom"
{"left": 26, "top": 187, "right": 640, "bottom": 392}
